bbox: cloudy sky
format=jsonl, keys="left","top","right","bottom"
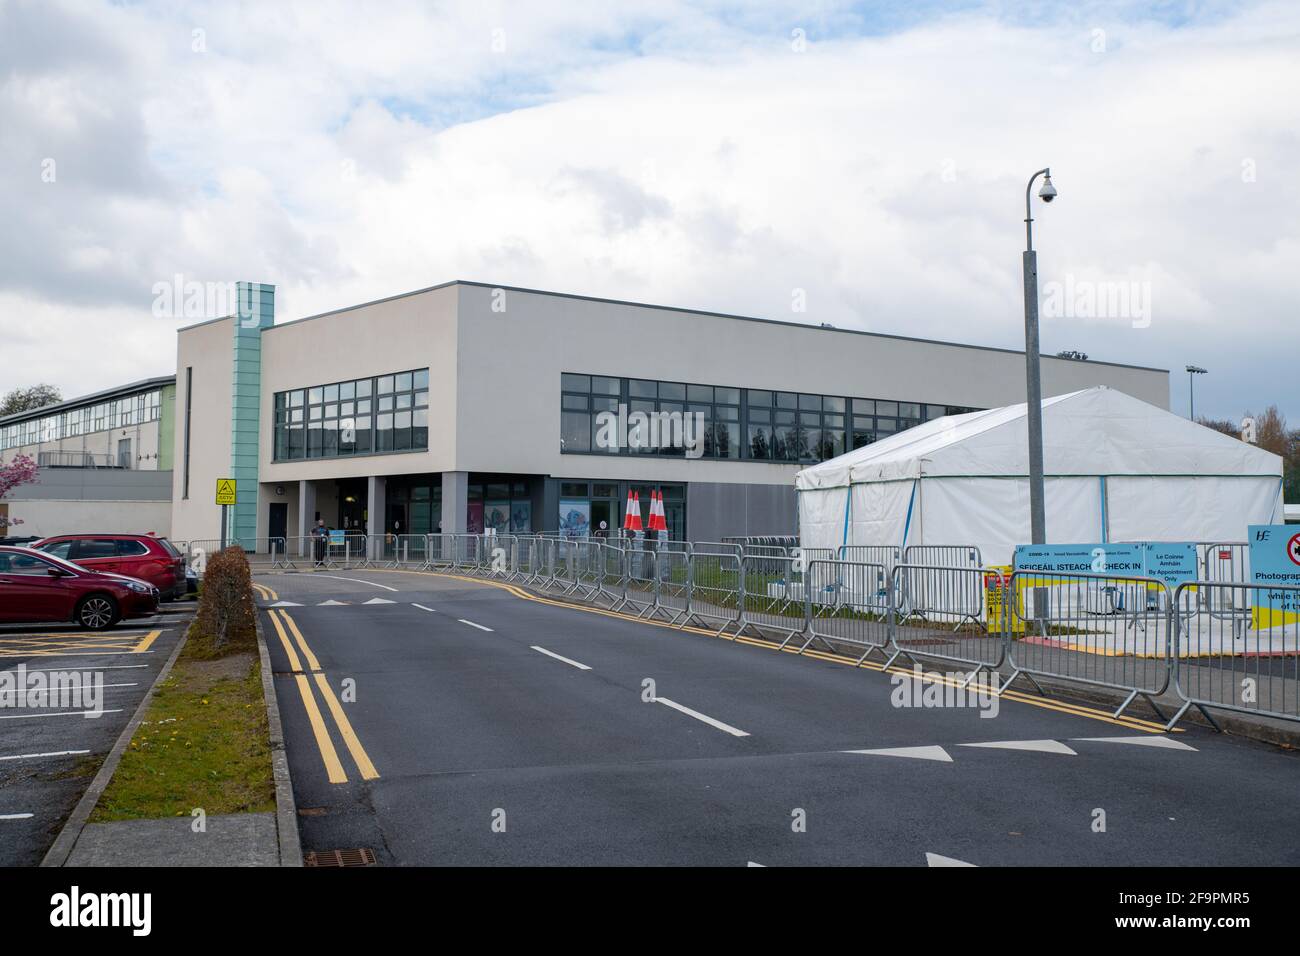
{"left": 2, "top": 0, "right": 1297, "bottom": 421}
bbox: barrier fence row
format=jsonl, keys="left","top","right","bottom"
{"left": 188, "top": 533, "right": 1297, "bottom": 730}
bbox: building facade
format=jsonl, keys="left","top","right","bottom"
{"left": 170, "top": 281, "right": 1170, "bottom": 549}
{"left": 0, "top": 377, "right": 176, "bottom": 537}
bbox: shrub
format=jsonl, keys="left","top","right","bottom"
{"left": 192, "top": 546, "right": 256, "bottom": 657}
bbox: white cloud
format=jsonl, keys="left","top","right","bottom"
{"left": 1, "top": 0, "right": 1298, "bottom": 421}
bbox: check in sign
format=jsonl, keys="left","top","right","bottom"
{"left": 215, "top": 478, "right": 237, "bottom": 506}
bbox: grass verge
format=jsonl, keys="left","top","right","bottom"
{"left": 89, "top": 634, "right": 275, "bottom": 822}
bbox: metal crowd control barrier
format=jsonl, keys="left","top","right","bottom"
{"left": 838, "top": 545, "right": 902, "bottom": 573}
{"left": 739, "top": 554, "right": 807, "bottom": 644}
{"left": 448, "top": 534, "right": 481, "bottom": 572}
{"left": 683, "top": 550, "right": 742, "bottom": 635}
{"left": 885, "top": 564, "right": 1003, "bottom": 684}
{"left": 646, "top": 546, "right": 691, "bottom": 624}
{"left": 804, "top": 560, "right": 892, "bottom": 663}
{"left": 1197, "top": 542, "right": 1251, "bottom": 625}
{"left": 184, "top": 537, "right": 288, "bottom": 575}
{"left": 1004, "top": 569, "right": 1172, "bottom": 719}
{"left": 1168, "top": 581, "right": 1300, "bottom": 729}
{"left": 480, "top": 534, "right": 516, "bottom": 578}
{"left": 381, "top": 533, "right": 429, "bottom": 569}
{"left": 896, "top": 559, "right": 985, "bottom": 630}
{"left": 594, "top": 543, "right": 628, "bottom": 609}
{"left": 621, "top": 545, "right": 657, "bottom": 616}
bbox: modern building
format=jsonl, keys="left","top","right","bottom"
{"left": 166, "top": 280, "right": 1170, "bottom": 550}
{"left": 0, "top": 377, "right": 176, "bottom": 537}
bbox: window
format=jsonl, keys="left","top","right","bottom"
{"left": 73, "top": 539, "right": 119, "bottom": 560}
{"left": 273, "top": 369, "right": 428, "bottom": 461}
{"left": 116, "top": 540, "right": 150, "bottom": 556}
{"left": 558, "top": 374, "right": 981, "bottom": 462}
{"left": 37, "top": 540, "right": 75, "bottom": 560}
{"left": 0, "top": 552, "right": 58, "bottom": 574}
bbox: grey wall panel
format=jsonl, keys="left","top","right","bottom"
{"left": 686, "top": 481, "right": 797, "bottom": 540}
{"left": 16, "top": 469, "right": 174, "bottom": 502}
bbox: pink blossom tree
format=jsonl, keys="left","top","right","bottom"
{"left": 0, "top": 454, "right": 39, "bottom": 530}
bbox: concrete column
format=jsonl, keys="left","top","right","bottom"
{"left": 367, "top": 475, "right": 387, "bottom": 559}
{"left": 297, "top": 480, "right": 316, "bottom": 557}
{"left": 441, "top": 471, "right": 469, "bottom": 534}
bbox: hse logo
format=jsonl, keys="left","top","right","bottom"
{"left": 50, "top": 886, "right": 151, "bottom": 936}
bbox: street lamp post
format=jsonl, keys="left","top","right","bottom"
{"left": 1022, "top": 167, "right": 1057, "bottom": 545}
{"left": 1186, "top": 365, "right": 1207, "bottom": 420}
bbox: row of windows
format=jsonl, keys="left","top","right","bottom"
{"left": 0, "top": 391, "right": 162, "bottom": 451}
{"left": 559, "top": 373, "right": 978, "bottom": 463}
{"left": 273, "top": 369, "right": 430, "bottom": 460}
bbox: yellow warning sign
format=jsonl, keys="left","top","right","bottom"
{"left": 215, "top": 478, "right": 237, "bottom": 506}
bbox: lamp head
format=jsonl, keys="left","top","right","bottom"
{"left": 1038, "top": 172, "right": 1057, "bottom": 203}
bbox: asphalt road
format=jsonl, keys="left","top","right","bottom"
{"left": 256, "top": 569, "right": 1300, "bottom": 867}
{"left": 0, "top": 606, "right": 189, "bottom": 866}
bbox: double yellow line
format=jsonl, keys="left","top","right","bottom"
{"left": 254, "top": 582, "right": 379, "bottom": 784}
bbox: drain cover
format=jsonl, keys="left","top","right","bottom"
{"left": 305, "top": 848, "right": 377, "bottom": 867}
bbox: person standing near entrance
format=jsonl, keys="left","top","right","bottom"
{"left": 312, "top": 518, "right": 329, "bottom": 566}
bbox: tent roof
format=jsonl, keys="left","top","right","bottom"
{"left": 795, "top": 386, "right": 1283, "bottom": 489}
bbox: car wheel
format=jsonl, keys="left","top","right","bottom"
{"left": 75, "top": 594, "right": 120, "bottom": 630}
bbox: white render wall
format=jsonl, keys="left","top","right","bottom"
{"left": 170, "top": 281, "right": 1171, "bottom": 541}
{"left": 453, "top": 283, "right": 1170, "bottom": 485}
{"left": 3, "top": 499, "right": 171, "bottom": 539}
{"left": 172, "top": 316, "right": 236, "bottom": 543}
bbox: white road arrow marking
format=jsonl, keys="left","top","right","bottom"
{"left": 841, "top": 745, "right": 953, "bottom": 762}
{"left": 959, "top": 739, "right": 1077, "bottom": 755}
{"left": 1071, "top": 735, "right": 1197, "bottom": 751}
{"left": 926, "top": 852, "right": 976, "bottom": 867}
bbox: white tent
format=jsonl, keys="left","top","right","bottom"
{"left": 796, "top": 386, "right": 1285, "bottom": 566}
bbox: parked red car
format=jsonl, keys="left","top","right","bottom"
{"left": 33, "top": 533, "right": 187, "bottom": 600}
{"left": 0, "top": 546, "right": 159, "bottom": 629}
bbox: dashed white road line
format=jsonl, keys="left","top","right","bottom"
{"left": 747, "top": 861, "right": 766, "bottom": 867}
{"left": 655, "top": 698, "right": 750, "bottom": 737}
{"left": 308, "top": 575, "right": 399, "bottom": 592}
{"left": 458, "top": 619, "right": 494, "bottom": 632}
{"left": 0, "top": 813, "right": 34, "bottom": 821}
{"left": 362, "top": 598, "right": 397, "bottom": 605}
{"left": 0, "top": 749, "right": 91, "bottom": 762}
{"left": 412, "top": 604, "right": 437, "bottom": 613}
{"left": 0, "top": 709, "right": 123, "bottom": 721}
{"left": 926, "top": 852, "right": 976, "bottom": 867}
{"left": 530, "top": 646, "right": 591, "bottom": 670}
